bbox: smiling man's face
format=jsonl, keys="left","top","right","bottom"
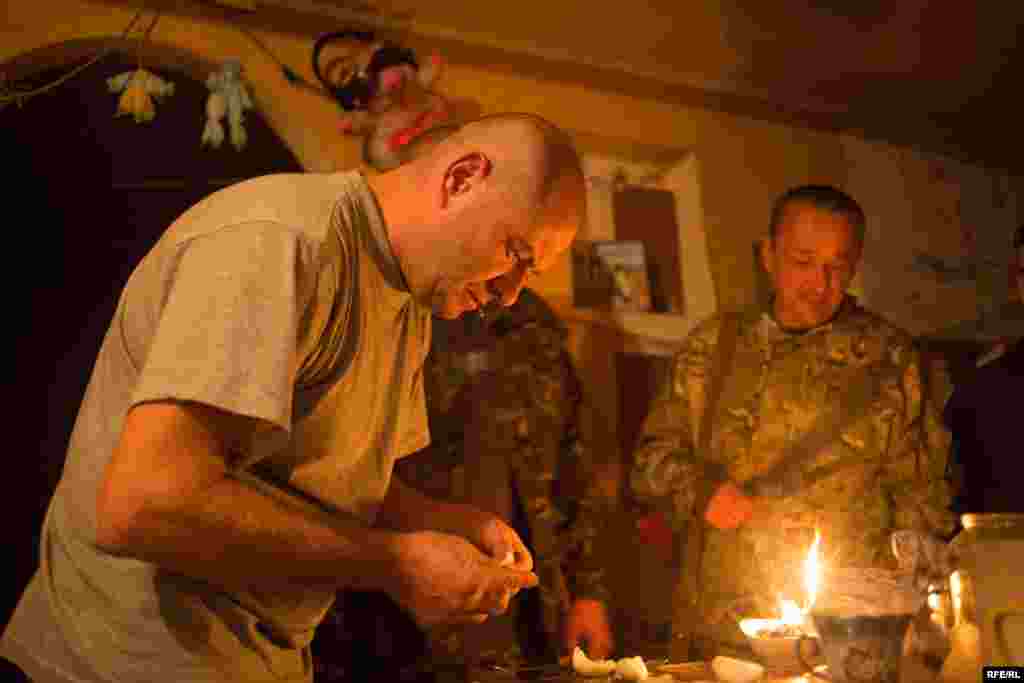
{"left": 761, "top": 202, "right": 862, "bottom": 331}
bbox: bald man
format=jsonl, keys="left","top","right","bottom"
{"left": 1, "top": 113, "right": 585, "bottom": 683}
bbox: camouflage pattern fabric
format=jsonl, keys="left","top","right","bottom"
{"left": 394, "top": 289, "right": 610, "bottom": 664}
{"left": 630, "top": 297, "right": 956, "bottom": 656}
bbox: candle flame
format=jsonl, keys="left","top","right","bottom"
{"left": 950, "top": 570, "right": 962, "bottom": 615}
{"left": 760, "top": 529, "right": 825, "bottom": 635}
{"left": 803, "top": 528, "right": 822, "bottom": 611}
{"left": 778, "top": 597, "right": 803, "bottom": 625}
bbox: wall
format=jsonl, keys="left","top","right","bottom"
{"left": 843, "top": 135, "right": 1024, "bottom": 337}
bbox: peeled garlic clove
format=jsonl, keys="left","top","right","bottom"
{"left": 572, "top": 646, "right": 617, "bottom": 677}
{"left": 615, "top": 655, "right": 649, "bottom": 681}
{"left": 711, "top": 656, "right": 764, "bottom": 683}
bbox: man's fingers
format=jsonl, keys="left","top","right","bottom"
{"left": 480, "top": 584, "right": 516, "bottom": 616}
{"left": 498, "top": 589, "right": 512, "bottom": 613}
{"left": 510, "top": 547, "right": 534, "bottom": 572}
{"left": 506, "top": 569, "right": 539, "bottom": 590}
{"left": 484, "top": 589, "right": 511, "bottom": 615}
{"left": 491, "top": 543, "right": 534, "bottom": 572}
{"left": 472, "top": 570, "right": 535, "bottom": 616}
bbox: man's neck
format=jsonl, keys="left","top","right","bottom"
{"left": 365, "top": 169, "right": 424, "bottom": 296}
{"left": 770, "top": 296, "right": 849, "bottom": 335}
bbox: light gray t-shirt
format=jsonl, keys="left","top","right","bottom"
{"left": 2, "top": 171, "right": 431, "bottom": 682}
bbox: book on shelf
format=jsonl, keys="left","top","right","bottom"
{"left": 572, "top": 240, "right": 653, "bottom": 312}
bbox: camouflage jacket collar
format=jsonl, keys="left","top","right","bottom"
{"left": 743, "top": 295, "right": 869, "bottom": 347}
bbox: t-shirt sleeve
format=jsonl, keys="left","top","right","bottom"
{"left": 399, "top": 359, "right": 430, "bottom": 457}
{"left": 130, "top": 222, "right": 317, "bottom": 435}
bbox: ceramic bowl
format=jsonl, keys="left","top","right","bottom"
{"left": 739, "top": 619, "right": 820, "bottom": 674}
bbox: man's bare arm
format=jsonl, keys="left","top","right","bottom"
{"left": 96, "top": 400, "right": 538, "bottom": 627}
{"left": 95, "top": 400, "right": 399, "bottom": 595}
{"left": 377, "top": 474, "right": 476, "bottom": 535}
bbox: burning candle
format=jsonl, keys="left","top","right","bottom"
{"left": 801, "top": 529, "right": 822, "bottom": 636}
{"left": 804, "top": 528, "right": 821, "bottom": 609}
{"left": 739, "top": 528, "right": 823, "bottom": 639}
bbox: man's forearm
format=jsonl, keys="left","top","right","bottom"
{"left": 377, "top": 475, "right": 479, "bottom": 537}
{"left": 101, "top": 472, "right": 402, "bottom": 596}
{"left": 96, "top": 401, "right": 412, "bottom": 599}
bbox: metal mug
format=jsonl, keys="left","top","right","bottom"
{"left": 796, "top": 612, "right": 912, "bottom": 682}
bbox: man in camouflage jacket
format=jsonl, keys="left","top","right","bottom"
{"left": 630, "top": 185, "right": 956, "bottom": 659}
{"left": 395, "top": 287, "right": 613, "bottom": 667}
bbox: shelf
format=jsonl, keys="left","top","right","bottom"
{"left": 548, "top": 298, "right": 697, "bottom": 357}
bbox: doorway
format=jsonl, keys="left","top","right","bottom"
{"left": 3, "top": 53, "right": 304, "bottom": 628}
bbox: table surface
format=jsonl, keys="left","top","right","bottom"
{"left": 462, "top": 654, "right": 939, "bottom": 683}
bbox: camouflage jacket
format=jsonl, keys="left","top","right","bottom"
{"left": 630, "top": 298, "right": 955, "bottom": 649}
{"left": 395, "top": 290, "right": 610, "bottom": 642}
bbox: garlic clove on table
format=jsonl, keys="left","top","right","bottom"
{"left": 571, "top": 646, "right": 617, "bottom": 677}
{"left": 615, "top": 655, "right": 649, "bottom": 681}
{"left": 571, "top": 647, "right": 653, "bottom": 681}
{"left": 710, "top": 656, "right": 764, "bottom": 683}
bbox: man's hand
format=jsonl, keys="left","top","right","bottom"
{"left": 460, "top": 507, "right": 534, "bottom": 572}
{"left": 378, "top": 480, "right": 534, "bottom": 571}
{"left": 388, "top": 529, "right": 538, "bottom": 628}
{"left": 703, "top": 481, "right": 755, "bottom": 530}
{"left": 564, "top": 599, "right": 614, "bottom": 660}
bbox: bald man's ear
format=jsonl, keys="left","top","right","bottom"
{"left": 441, "top": 152, "right": 491, "bottom": 209}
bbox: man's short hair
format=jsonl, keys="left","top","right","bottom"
{"left": 769, "top": 184, "right": 866, "bottom": 246}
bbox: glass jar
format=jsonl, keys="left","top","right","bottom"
{"left": 944, "top": 514, "right": 1024, "bottom": 673}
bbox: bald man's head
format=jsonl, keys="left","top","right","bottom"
{"left": 377, "top": 112, "right": 585, "bottom": 318}
{"left": 402, "top": 113, "right": 584, "bottom": 223}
